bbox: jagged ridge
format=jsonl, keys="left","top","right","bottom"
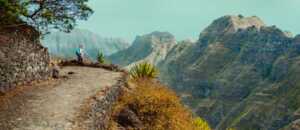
{"left": 108, "top": 31, "right": 176, "bottom": 67}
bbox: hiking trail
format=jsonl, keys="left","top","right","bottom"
{"left": 0, "top": 66, "right": 123, "bottom": 130}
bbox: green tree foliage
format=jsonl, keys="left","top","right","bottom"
{"left": 97, "top": 51, "right": 105, "bottom": 64}
{"left": 0, "top": 0, "right": 26, "bottom": 25}
{"left": 0, "top": 0, "right": 93, "bottom": 33}
{"left": 129, "top": 62, "right": 159, "bottom": 80}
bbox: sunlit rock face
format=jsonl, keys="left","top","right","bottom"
{"left": 108, "top": 31, "right": 177, "bottom": 68}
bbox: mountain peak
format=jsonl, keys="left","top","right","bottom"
{"left": 201, "top": 15, "right": 266, "bottom": 36}
{"left": 149, "top": 31, "right": 175, "bottom": 39}
{"left": 109, "top": 31, "right": 177, "bottom": 67}
{"left": 135, "top": 31, "right": 176, "bottom": 45}
{"left": 224, "top": 15, "right": 265, "bottom": 30}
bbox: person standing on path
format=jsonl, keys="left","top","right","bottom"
{"left": 76, "top": 44, "right": 84, "bottom": 64}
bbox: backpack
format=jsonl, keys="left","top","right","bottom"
{"left": 75, "top": 48, "right": 81, "bottom": 56}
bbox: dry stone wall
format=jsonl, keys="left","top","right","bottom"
{"left": 73, "top": 74, "right": 127, "bottom": 130}
{"left": 0, "top": 28, "right": 50, "bottom": 92}
{"left": 90, "top": 78, "right": 126, "bottom": 130}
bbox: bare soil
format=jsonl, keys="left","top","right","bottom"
{"left": 0, "top": 66, "right": 122, "bottom": 130}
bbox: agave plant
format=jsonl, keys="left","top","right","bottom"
{"left": 130, "top": 62, "right": 159, "bottom": 79}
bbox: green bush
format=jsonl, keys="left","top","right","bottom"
{"left": 97, "top": 51, "right": 105, "bottom": 64}
{"left": 129, "top": 62, "right": 159, "bottom": 80}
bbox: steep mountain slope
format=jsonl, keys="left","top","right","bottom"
{"left": 107, "top": 15, "right": 300, "bottom": 130}
{"left": 108, "top": 31, "right": 176, "bottom": 67}
{"left": 158, "top": 15, "right": 300, "bottom": 130}
{"left": 216, "top": 37, "right": 300, "bottom": 130}
{"left": 158, "top": 39, "right": 197, "bottom": 87}
{"left": 42, "top": 29, "right": 129, "bottom": 60}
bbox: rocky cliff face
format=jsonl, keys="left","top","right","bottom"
{"left": 42, "top": 29, "right": 129, "bottom": 60}
{"left": 108, "top": 15, "right": 300, "bottom": 130}
{"left": 108, "top": 31, "right": 176, "bottom": 68}
{"left": 0, "top": 26, "right": 50, "bottom": 91}
{"left": 159, "top": 15, "right": 300, "bottom": 130}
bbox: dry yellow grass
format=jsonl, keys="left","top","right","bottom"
{"left": 109, "top": 79, "right": 211, "bottom": 130}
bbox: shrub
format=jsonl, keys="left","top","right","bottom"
{"left": 109, "top": 79, "right": 211, "bottom": 130}
{"left": 97, "top": 51, "right": 105, "bottom": 64}
{"left": 226, "top": 128, "right": 237, "bottom": 130}
{"left": 193, "top": 117, "right": 211, "bottom": 130}
{"left": 129, "top": 62, "right": 159, "bottom": 80}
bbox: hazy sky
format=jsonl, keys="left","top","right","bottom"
{"left": 78, "top": 0, "right": 300, "bottom": 42}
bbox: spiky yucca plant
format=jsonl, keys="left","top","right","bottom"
{"left": 226, "top": 128, "right": 237, "bottom": 130}
{"left": 130, "top": 62, "right": 159, "bottom": 79}
{"left": 193, "top": 117, "right": 211, "bottom": 130}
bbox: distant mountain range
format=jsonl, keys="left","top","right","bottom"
{"left": 107, "top": 15, "right": 300, "bottom": 130}
{"left": 42, "top": 29, "right": 130, "bottom": 60}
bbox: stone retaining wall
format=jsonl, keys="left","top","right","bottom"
{"left": 74, "top": 74, "right": 127, "bottom": 130}
{"left": 0, "top": 27, "right": 51, "bottom": 92}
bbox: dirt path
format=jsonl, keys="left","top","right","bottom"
{"left": 0, "top": 66, "right": 123, "bottom": 130}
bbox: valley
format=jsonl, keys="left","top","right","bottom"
{"left": 42, "top": 29, "right": 129, "bottom": 60}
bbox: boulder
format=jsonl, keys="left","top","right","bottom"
{"left": 116, "top": 108, "right": 144, "bottom": 129}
